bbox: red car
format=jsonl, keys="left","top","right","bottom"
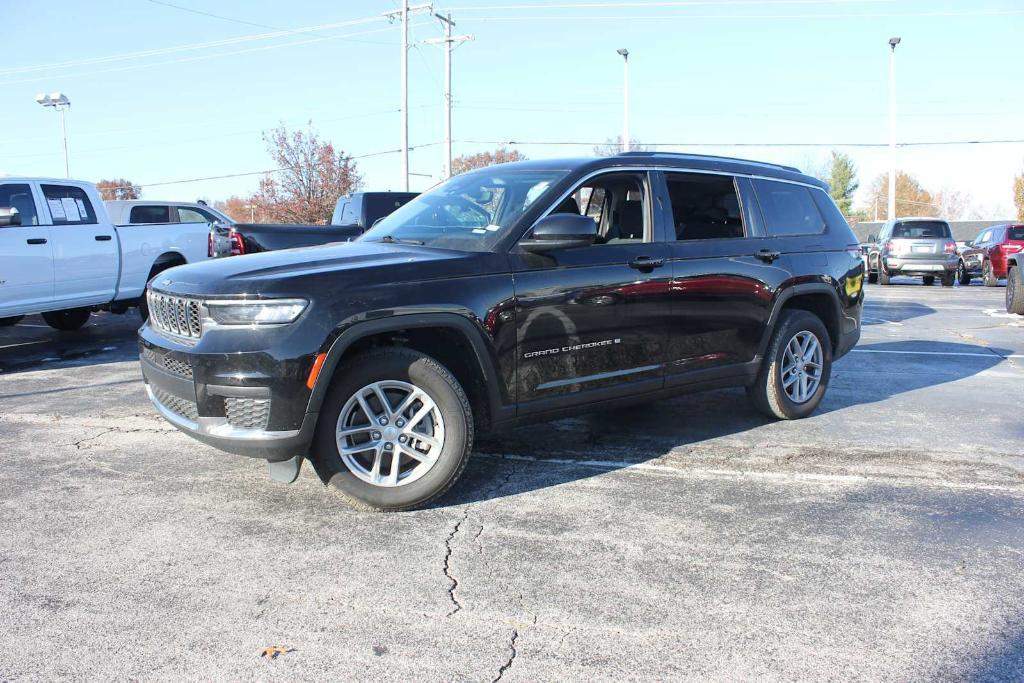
{"left": 959, "top": 224, "right": 1024, "bottom": 287}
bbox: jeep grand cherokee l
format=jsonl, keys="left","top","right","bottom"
{"left": 138, "top": 152, "right": 863, "bottom": 511}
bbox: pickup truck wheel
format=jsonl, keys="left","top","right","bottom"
{"left": 0, "top": 315, "right": 23, "bottom": 327}
{"left": 1007, "top": 265, "right": 1024, "bottom": 315}
{"left": 957, "top": 261, "right": 972, "bottom": 285}
{"left": 922, "top": 275, "right": 935, "bottom": 286}
{"left": 311, "top": 348, "right": 473, "bottom": 512}
{"left": 747, "top": 310, "right": 832, "bottom": 420}
{"left": 983, "top": 260, "right": 999, "bottom": 287}
{"left": 41, "top": 308, "right": 91, "bottom": 331}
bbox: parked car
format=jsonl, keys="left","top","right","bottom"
{"left": 865, "top": 218, "right": 957, "bottom": 286}
{"left": 138, "top": 152, "right": 863, "bottom": 511}
{"left": 104, "top": 199, "right": 232, "bottom": 227}
{"left": 210, "top": 191, "right": 420, "bottom": 258}
{"left": 1006, "top": 246, "right": 1023, "bottom": 315}
{"left": 0, "top": 178, "right": 209, "bottom": 330}
{"left": 958, "top": 224, "right": 1024, "bottom": 287}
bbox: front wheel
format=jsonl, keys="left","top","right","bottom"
{"left": 878, "top": 262, "right": 891, "bottom": 285}
{"left": 310, "top": 348, "right": 474, "bottom": 512}
{"left": 957, "top": 261, "right": 972, "bottom": 286}
{"left": 41, "top": 308, "right": 91, "bottom": 331}
{"left": 1007, "top": 265, "right": 1024, "bottom": 315}
{"left": 747, "top": 310, "right": 833, "bottom": 420}
{"left": 983, "top": 260, "right": 999, "bottom": 287}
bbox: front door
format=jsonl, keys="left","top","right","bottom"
{"left": 512, "top": 170, "right": 671, "bottom": 409}
{"left": 0, "top": 183, "right": 53, "bottom": 316}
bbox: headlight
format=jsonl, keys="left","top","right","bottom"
{"left": 205, "top": 298, "right": 308, "bottom": 325}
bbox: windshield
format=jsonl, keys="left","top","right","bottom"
{"left": 359, "top": 169, "right": 568, "bottom": 252}
{"left": 892, "top": 221, "right": 951, "bottom": 239}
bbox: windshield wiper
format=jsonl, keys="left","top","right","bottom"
{"left": 379, "top": 235, "right": 425, "bottom": 246}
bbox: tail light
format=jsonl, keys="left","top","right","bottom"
{"left": 943, "top": 241, "right": 956, "bottom": 254}
{"left": 884, "top": 240, "right": 904, "bottom": 254}
{"left": 229, "top": 230, "right": 246, "bottom": 257}
{"left": 207, "top": 230, "right": 215, "bottom": 257}
{"left": 1001, "top": 243, "right": 1022, "bottom": 254}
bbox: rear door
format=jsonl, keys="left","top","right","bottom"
{"left": 661, "top": 172, "right": 788, "bottom": 383}
{"left": 0, "top": 182, "right": 53, "bottom": 315}
{"left": 42, "top": 183, "right": 119, "bottom": 306}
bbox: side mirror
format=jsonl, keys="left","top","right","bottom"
{"left": 0, "top": 207, "right": 21, "bottom": 227}
{"left": 520, "top": 213, "right": 597, "bottom": 252}
{"left": 965, "top": 240, "right": 974, "bottom": 248}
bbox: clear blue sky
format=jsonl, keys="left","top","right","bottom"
{"left": 4, "top": 0, "right": 1023, "bottom": 217}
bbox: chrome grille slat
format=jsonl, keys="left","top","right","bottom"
{"left": 148, "top": 291, "right": 202, "bottom": 339}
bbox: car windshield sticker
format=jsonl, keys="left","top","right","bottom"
{"left": 61, "top": 197, "right": 81, "bottom": 221}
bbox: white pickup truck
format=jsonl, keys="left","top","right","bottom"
{"left": 0, "top": 177, "right": 210, "bottom": 330}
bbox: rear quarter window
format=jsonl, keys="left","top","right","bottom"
{"left": 751, "top": 179, "right": 826, "bottom": 236}
{"left": 41, "top": 184, "right": 97, "bottom": 225}
{"left": 129, "top": 205, "right": 171, "bottom": 223}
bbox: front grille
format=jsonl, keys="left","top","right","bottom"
{"left": 224, "top": 397, "right": 270, "bottom": 430}
{"left": 148, "top": 291, "right": 202, "bottom": 339}
{"left": 142, "top": 347, "right": 193, "bottom": 378}
{"left": 152, "top": 387, "right": 199, "bottom": 422}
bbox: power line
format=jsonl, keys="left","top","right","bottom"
{"left": 467, "top": 8, "right": 1024, "bottom": 21}
{"left": 448, "top": 0, "right": 896, "bottom": 9}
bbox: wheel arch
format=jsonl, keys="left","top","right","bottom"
{"left": 758, "top": 283, "right": 843, "bottom": 358}
{"left": 149, "top": 250, "right": 188, "bottom": 278}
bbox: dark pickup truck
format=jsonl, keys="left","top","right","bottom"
{"left": 212, "top": 191, "right": 419, "bottom": 257}
{"left": 140, "top": 152, "right": 863, "bottom": 511}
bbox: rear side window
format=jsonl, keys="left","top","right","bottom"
{"left": 0, "top": 183, "right": 39, "bottom": 227}
{"left": 41, "top": 184, "right": 97, "bottom": 225}
{"left": 892, "top": 221, "right": 951, "bottom": 239}
{"left": 129, "top": 205, "right": 170, "bottom": 223}
{"left": 1008, "top": 226, "right": 1024, "bottom": 241}
{"left": 810, "top": 188, "right": 853, "bottom": 236}
{"left": 665, "top": 173, "right": 745, "bottom": 240}
{"left": 751, "top": 179, "right": 825, "bottom": 236}
{"left": 341, "top": 198, "right": 360, "bottom": 225}
{"left": 177, "top": 208, "right": 210, "bottom": 224}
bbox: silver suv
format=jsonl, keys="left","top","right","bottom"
{"left": 866, "top": 218, "right": 958, "bottom": 286}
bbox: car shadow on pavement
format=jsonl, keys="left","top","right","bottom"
{"left": 0, "top": 314, "right": 140, "bottom": 375}
{"left": 860, "top": 301, "right": 935, "bottom": 326}
{"left": 964, "top": 626, "right": 1024, "bottom": 680}
{"left": 441, "top": 339, "right": 1011, "bottom": 507}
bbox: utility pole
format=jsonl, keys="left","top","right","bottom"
{"left": 425, "top": 14, "right": 472, "bottom": 180}
{"left": 385, "top": 1, "right": 433, "bottom": 191}
{"left": 617, "top": 49, "right": 630, "bottom": 153}
{"left": 35, "top": 92, "right": 71, "bottom": 177}
{"left": 888, "top": 36, "right": 901, "bottom": 220}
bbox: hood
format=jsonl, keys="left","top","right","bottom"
{"left": 152, "top": 241, "right": 484, "bottom": 298}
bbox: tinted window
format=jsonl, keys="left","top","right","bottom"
{"left": 363, "top": 194, "right": 418, "bottom": 227}
{"left": 177, "top": 208, "right": 209, "bottom": 224}
{"left": 665, "top": 173, "right": 744, "bottom": 240}
{"left": 341, "top": 197, "right": 360, "bottom": 226}
{"left": 810, "top": 188, "right": 852, "bottom": 236}
{"left": 751, "top": 179, "right": 825, "bottom": 236}
{"left": 0, "top": 183, "right": 39, "bottom": 227}
{"left": 41, "top": 184, "right": 97, "bottom": 225}
{"left": 891, "top": 221, "right": 951, "bottom": 239}
{"left": 975, "top": 229, "right": 990, "bottom": 244}
{"left": 129, "top": 205, "right": 171, "bottom": 223}
{"left": 1008, "top": 226, "right": 1024, "bottom": 241}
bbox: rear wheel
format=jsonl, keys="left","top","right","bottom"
{"left": 878, "top": 262, "right": 892, "bottom": 285}
{"left": 310, "top": 348, "right": 474, "bottom": 512}
{"left": 42, "top": 308, "right": 91, "bottom": 331}
{"left": 0, "top": 315, "right": 23, "bottom": 327}
{"left": 1007, "top": 265, "right": 1024, "bottom": 315}
{"left": 983, "top": 260, "right": 999, "bottom": 287}
{"left": 940, "top": 272, "right": 955, "bottom": 287}
{"left": 922, "top": 275, "right": 935, "bottom": 286}
{"left": 957, "top": 260, "right": 972, "bottom": 286}
{"left": 867, "top": 271, "right": 878, "bottom": 284}
{"left": 747, "top": 310, "right": 832, "bottom": 420}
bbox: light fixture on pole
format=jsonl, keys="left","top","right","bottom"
{"left": 887, "top": 36, "right": 900, "bottom": 220}
{"left": 35, "top": 92, "right": 71, "bottom": 178}
{"left": 617, "top": 48, "right": 630, "bottom": 153}
{"left": 424, "top": 14, "right": 473, "bottom": 180}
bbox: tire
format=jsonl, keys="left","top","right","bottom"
{"left": 41, "top": 308, "right": 91, "bottom": 331}
{"left": 983, "top": 260, "right": 999, "bottom": 287}
{"left": 1007, "top": 265, "right": 1024, "bottom": 315}
{"left": 0, "top": 315, "right": 23, "bottom": 327}
{"left": 747, "top": 309, "right": 833, "bottom": 420}
{"left": 310, "top": 347, "right": 474, "bottom": 512}
{"left": 922, "top": 275, "right": 935, "bottom": 286}
{"left": 867, "top": 271, "right": 878, "bottom": 284}
{"left": 957, "top": 261, "right": 972, "bottom": 286}
{"left": 940, "top": 272, "right": 955, "bottom": 287}
{"left": 878, "top": 262, "right": 891, "bottom": 285}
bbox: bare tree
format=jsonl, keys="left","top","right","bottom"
{"left": 450, "top": 147, "right": 527, "bottom": 175}
{"left": 932, "top": 187, "right": 982, "bottom": 221}
{"left": 251, "top": 123, "right": 362, "bottom": 224}
{"left": 592, "top": 136, "right": 649, "bottom": 156}
{"left": 96, "top": 178, "right": 141, "bottom": 200}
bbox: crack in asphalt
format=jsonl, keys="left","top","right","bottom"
{"left": 442, "top": 510, "right": 469, "bottom": 617}
{"left": 492, "top": 629, "right": 518, "bottom": 682}
{"left": 65, "top": 425, "right": 172, "bottom": 450}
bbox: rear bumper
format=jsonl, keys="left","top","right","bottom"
{"left": 883, "top": 256, "right": 957, "bottom": 274}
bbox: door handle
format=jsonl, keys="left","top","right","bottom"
{"left": 95, "top": 235, "right": 112, "bottom": 241}
{"left": 629, "top": 256, "right": 665, "bottom": 270}
{"left": 26, "top": 238, "right": 47, "bottom": 245}
{"left": 756, "top": 249, "right": 781, "bottom": 263}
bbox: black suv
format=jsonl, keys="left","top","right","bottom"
{"left": 139, "top": 153, "right": 864, "bottom": 510}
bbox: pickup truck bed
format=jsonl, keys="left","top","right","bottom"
{"left": 222, "top": 223, "right": 363, "bottom": 256}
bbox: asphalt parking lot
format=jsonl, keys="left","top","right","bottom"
{"left": 2, "top": 280, "right": 1023, "bottom": 681}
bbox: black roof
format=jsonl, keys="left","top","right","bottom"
{"left": 474, "top": 152, "right": 827, "bottom": 190}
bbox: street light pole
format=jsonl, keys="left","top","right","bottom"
{"left": 425, "top": 14, "right": 472, "bottom": 180}
{"left": 35, "top": 92, "right": 71, "bottom": 177}
{"left": 617, "top": 48, "right": 630, "bottom": 153}
{"left": 888, "top": 37, "right": 901, "bottom": 220}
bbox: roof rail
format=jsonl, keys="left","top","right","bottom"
{"left": 617, "top": 150, "right": 802, "bottom": 174}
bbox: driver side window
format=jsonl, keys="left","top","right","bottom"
{"left": 549, "top": 173, "right": 649, "bottom": 245}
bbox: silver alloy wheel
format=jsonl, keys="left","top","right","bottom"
{"left": 336, "top": 380, "right": 445, "bottom": 487}
{"left": 780, "top": 330, "right": 823, "bottom": 404}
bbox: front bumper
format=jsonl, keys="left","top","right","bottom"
{"left": 139, "top": 324, "right": 320, "bottom": 461}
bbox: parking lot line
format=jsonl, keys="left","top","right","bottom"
{"left": 851, "top": 349, "right": 1023, "bottom": 359}
{"left": 0, "top": 340, "right": 49, "bottom": 350}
